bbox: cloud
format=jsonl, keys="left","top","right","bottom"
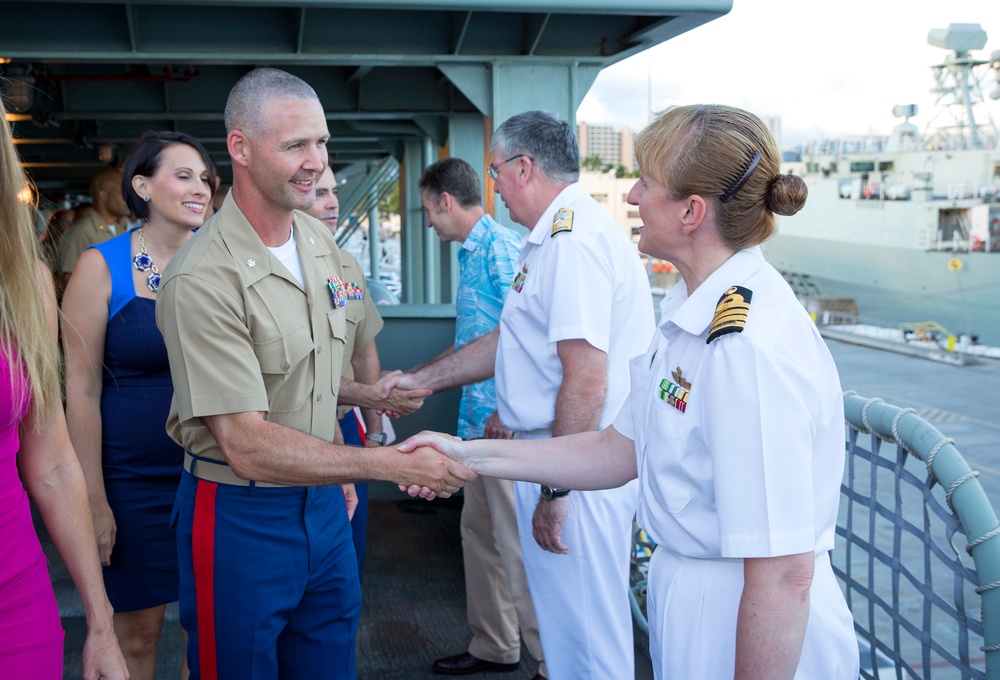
{"left": 578, "top": 0, "right": 1000, "bottom": 146}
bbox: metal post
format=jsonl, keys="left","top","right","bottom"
{"left": 422, "top": 135, "right": 440, "bottom": 303}
{"left": 368, "top": 189, "right": 380, "bottom": 283}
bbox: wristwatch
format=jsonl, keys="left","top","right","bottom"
{"left": 540, "top": 484, "right": 571, "bottom": 500}
{"left": 368, "top": 432, "right": 388, "bottom": 445}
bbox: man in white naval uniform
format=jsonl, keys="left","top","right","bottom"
{"left": 390, "top": 111, "right": 654, "bottom": 679}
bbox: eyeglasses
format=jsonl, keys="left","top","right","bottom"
{"left": 488, "top": 154, "right": 531, "bottom": 181}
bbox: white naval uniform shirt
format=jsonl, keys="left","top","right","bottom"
{"left": 612, "top": 246, "right": 846, "bottom": 558}
{"left": 495, "top": 182, "right": 654, "bottom": 431}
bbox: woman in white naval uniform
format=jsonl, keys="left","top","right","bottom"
{"left": 402, "top": 104, "right": 860, "bottom": 679}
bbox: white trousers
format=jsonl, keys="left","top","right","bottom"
{"left": 647, "top": 548, "right": 860, "bottom": 679}
{"left": 514, "top": 478, "right": 638, "bottom": 680}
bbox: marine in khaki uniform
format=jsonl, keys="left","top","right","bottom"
{"left": 59, "top": 167, "right": 131, "bottom": 285}
{"left": 155, "top": 67, "right": 470, "bottom": 680}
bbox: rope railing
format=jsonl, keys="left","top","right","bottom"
{"left": 840, "top": 392, "right": 1000, "bottom": 678}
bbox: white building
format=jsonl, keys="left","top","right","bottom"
{"left": 577, "top": 122, "right": 636, "bottom": 170}
{"left": 579, "top": 168, "right": 680, "bottom": 290}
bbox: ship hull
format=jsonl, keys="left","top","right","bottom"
{"left": 764, "top": 233, "right": 1000, "bottom": 344}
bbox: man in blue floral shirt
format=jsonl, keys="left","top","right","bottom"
{"left": 418, "top": 158, "right": 546, "bottom": 680}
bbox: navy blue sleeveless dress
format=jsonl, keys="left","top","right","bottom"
{"left": 92, "top": 230, "right": 181, "bottom": 612}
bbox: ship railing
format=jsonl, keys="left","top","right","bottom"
{"left": 839, "top": 394, "right": 1000, "bottom": 679}
{"left": 948, "top": 182, "right": 978, "bottom": 200}
{"left": 629, "top": 395, "right": 1000, "bottom": 678}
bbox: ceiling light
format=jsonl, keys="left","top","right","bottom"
{"left": 2, "top": 76, "right": 35, "bottom": 113}
{"left": 17, "top": 179, "right": 37, "bottom": 207}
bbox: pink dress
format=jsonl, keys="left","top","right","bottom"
{"left": 0, "top": 353, "right": 64, "bottom": 678}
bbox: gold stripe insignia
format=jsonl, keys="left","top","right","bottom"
{"left": 551, "top": 207, "right": 574, "bottom": 237}
{"left": 707, "top": 285, "right": 752, "bottom": 344}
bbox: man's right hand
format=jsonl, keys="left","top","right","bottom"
{"left": 378, "top": 370, "right": 423, "bottom": 399}
{"left": 395, "top": 440, "right": 474, "bottom": 499}
{"left": 374, "top": 371, "right": 431, "bottom": 416}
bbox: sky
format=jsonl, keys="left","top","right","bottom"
{"left": 577, "top": 0, "right": 1000, "bottom": 147}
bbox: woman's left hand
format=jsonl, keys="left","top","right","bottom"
{"left": 81, "top": 625, "right": 129, "bottom": 680}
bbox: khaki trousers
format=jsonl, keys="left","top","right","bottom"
{"left": 462, "top": 475, "right": 546, "bottom": 676}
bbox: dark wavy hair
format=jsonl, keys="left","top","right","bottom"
{"left": 121, "top": 131, "right": 218, "bottom": 221}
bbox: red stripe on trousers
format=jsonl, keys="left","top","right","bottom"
{"left": 192, "top": 481, "right": 219, "bottom": 680}
{"left": 352, "top": 409, "right": 367, "bottom": 446}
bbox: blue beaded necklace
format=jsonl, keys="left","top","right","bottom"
{"left": 131, "top": 228, "right": 161, "bottom": 292}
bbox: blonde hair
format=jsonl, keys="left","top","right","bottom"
{"left": 634, "top": 104, "right": 807, "bottom": 250}
{"left": 0, "top": 94, "right": 60, "bottom": 424}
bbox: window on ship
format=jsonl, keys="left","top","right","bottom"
{"left": 879, "top": 162, "right": 893, "bottom": 172}
{"left": 851, "top": 161, "right": 875, "bottom": 173}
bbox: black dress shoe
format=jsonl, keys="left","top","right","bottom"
{"left": 431, "top": 651, "right": 520, "bottom": 675}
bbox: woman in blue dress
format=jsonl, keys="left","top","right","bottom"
{"left": 63, "top": 131, "right": 217, "bottom": 680}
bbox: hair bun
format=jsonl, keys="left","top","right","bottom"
{"left": 765, "top": 174, "right": 807, "bottom": 216}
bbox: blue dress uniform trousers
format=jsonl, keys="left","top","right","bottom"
{"left": 338, "top": 410, "right": 369, "bottom": 580}
{"left": 175, "top": 470, "right": 361, "bottom": 680}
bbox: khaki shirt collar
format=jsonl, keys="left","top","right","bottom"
{"left": 213, "top": 195, "right": 333, "bottom": 291}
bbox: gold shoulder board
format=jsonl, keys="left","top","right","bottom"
{"left": 706, "top": 285, "right": 752, "bottom": 344}
{"left": 551, "top": 208, "right": 574, "bottom": 237}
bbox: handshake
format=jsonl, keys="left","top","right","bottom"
{"left": 393, "top": 430, "right": 476, "bottom": 501}
{"left": 369, "top": 369, "right": 432, "bottom": 418}
{"left": 373, "top": 345, "right": 516, "bottom": 500}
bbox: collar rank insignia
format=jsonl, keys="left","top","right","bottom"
{"left": 511, "top": 264, "right": 528, "bottom": 293}
{"left": 551, "top": 207, "right": 574, "bottom": 237}
{"left": 671, "top": 367, "right": 691, "bottom": 390}
{"left": 658, "top": 378, "right": 689, "bottom": 413}
{"left": 707, "top": 285, "right": 753, "bottom": 344}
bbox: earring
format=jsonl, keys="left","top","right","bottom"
{"left": 142, "top": 195, "right": 150, "bottom": 202}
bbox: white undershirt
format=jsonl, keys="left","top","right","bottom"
{"left": 268, "top": 228, "right": 304, "bottom": 287}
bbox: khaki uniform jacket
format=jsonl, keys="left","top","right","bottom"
{"left": 156, "top": 194, "right": 351, "bottom": 464}
{"left": 59, "top": 210, "right": 116, "bottom": 276}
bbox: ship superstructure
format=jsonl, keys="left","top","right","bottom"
{"left": 766, "top": 23, "right": 1000, "bottom": 344}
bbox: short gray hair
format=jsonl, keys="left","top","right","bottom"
{"left": 224, "top": 68, "right": 318, "bottom": 136}
{"left": 490, "top": 110, "right": 579, "bottom": 184}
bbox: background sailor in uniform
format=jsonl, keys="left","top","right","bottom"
{"left": 401, "top": 104, "right": 861, "bottom": 680}
{"left": 388, "top": 110, "right": 654, "bottom": 680}
{"left": 305, "top": 166, "right": 431, "bottom": 581}
{"left": 156, "top": 67, "right": 472, "bottom": 680}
